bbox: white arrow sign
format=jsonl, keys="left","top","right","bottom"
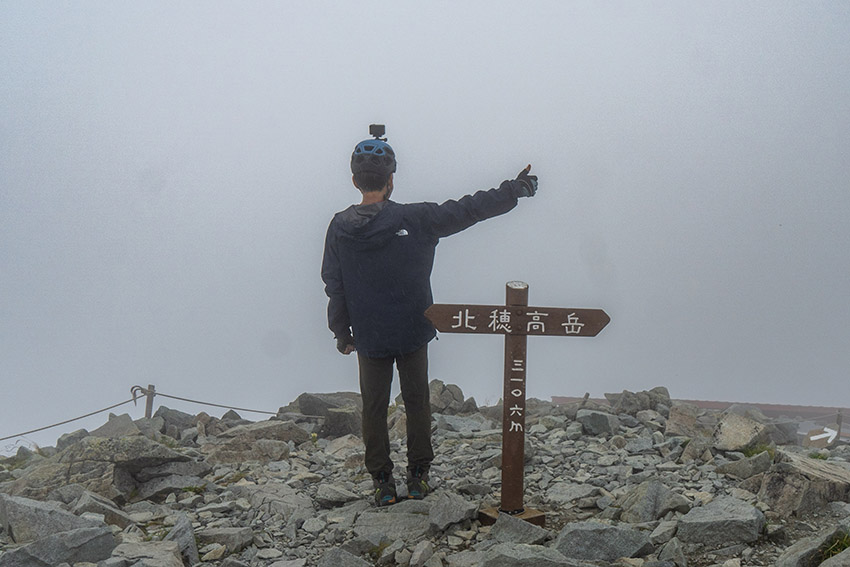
{"left": 810, "top": 427, "right": 838, "bottom": 444}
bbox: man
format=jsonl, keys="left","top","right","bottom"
{"left": 321, "top": 127, "right": 537, "bottom": 506}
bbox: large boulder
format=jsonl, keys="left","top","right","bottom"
{"left": 677, "top": 495, "right": 765, "bottom": 546}
{"left": 0, "top": 526, "right": 115, "bottom": 567}
{"left": 0, "top": 493, "right": 102, "bottom": 543}
{"left": 4, "top": 436, "right": 188, "bottom": 502}
{"left": 758, "top": 450, "right": 850, "bottom": 517}
{"left": 713, "top": 412, "right": 769, "bottom": 452}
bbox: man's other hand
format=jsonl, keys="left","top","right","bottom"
{"left": 515, "top": 164, "right": 538, "bottom": 197}
{"left": 337, "top": 336, "right": 356, "bottom": 355}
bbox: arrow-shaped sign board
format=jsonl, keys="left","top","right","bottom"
{"left": 425, "top": 304, "right": 610, "bottom": 337}
{"left": 805, "top": 423, "right": 841, "bottom": 448}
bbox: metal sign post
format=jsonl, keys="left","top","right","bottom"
{"left": 425, "top": 281, "right": 610, "bottom": 526}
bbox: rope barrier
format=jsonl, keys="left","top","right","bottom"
{"left": 0, "top": 396, "right": 139, "bottom": 443}
{"left": 0, "top": 385, "right": 314, "bottom": 446}
{"left": 135, "top": 387, "right": 278, "bottom": 416}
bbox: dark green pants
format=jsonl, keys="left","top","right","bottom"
{"left": 358, "top": 343, "right": 434, "bottom": 480}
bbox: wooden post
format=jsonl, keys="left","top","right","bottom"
{"left": 145, "top": 384, "right": 156, "bottom": 419}
{"left": 501, "top": 281, "right": 528, "bottom": 514}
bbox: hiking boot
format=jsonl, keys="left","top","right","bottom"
{"left": 406, "top": 466, "right": 430, "bottom": 500}
{"left": 373, "top": 472, "right": 397, "bottom": 507}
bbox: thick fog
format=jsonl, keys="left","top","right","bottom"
{"left": 2, "top": 3, "right": 849, "bottom": 454}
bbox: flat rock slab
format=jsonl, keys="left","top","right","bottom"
{"left": 113, "top": 541, "right": 184, "bottom": 567}
{"left": 553, "top": 520, "right": 653, "bottom": 562}
{"left": 197, "top": 526, "right": 254, "bottom": 553}
{"left": 480, "top": 542, "right": 580, "bottom": 567}
{"left": 677, "top": 495, "right": 765, "bottom": 546}
{"left": 354, "top": 510, "right": 431, "bottom": 542}
{"left": 489, "top": 512, "right": 551, "bottom": 544}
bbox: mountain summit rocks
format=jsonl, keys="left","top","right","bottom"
{"left": 2, "top": 384, "right": 850, "bottom": 567}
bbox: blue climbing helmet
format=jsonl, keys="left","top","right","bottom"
{"left": 351, "top": 129, "right": 397, "bottom": 177}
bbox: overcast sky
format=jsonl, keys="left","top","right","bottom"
{"left": 2, "top": 2, "right": 849, "bottom": 454}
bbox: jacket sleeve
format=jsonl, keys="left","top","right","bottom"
{"left": 416, "top": 179, "right": 523, "bottom": 238}
{"left": 320, "top": 224, "right": 351, "bottom": 340}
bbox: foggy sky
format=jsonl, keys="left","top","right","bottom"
{"left": 2, "top": 2, "right": 849, "bottom": 454}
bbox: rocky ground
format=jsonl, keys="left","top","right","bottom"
{"left": 2, "top": 382, "right": 850, "bottom": 567}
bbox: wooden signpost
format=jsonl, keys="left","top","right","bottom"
{"left": 425, "top": 281, "right": 610, "bottom": 527}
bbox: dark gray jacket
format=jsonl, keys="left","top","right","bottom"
{"left": 321, "top": 180, "right": 523, "bottom": 358}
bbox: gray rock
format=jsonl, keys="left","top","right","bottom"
{"left": 619, "top": 479, "right": 691, "bottom": 523}
{"left": 822, "top": 548, "right": 850, "bottom": 567}
{"left": 436, "top": 414, "right": 493, "bottom": 434}
{"left": 72, "top": 490, "right": 135, "bottom": 529}
{"left": 135, "top": 459, "right": 213, "bottom": 483}
{"left": 46, "top": 483, "right": 86, "bottom": 505}
{"left": 321, "top": 406, "right": 362, "bottom": 438}
{"left": 354, "top": 509, "right": 430, "bottom": 542}
{"left": 429, "top": 492, "right": 478, "bottom": 531}
{"left": 203, "top": 420, "right": 310, "bottom": 463}
{"left": 163, "top": 513, "right": 200, "bottom": 566}
{"left": 5, "top": 436, "right": 188, "bottom": 502}
{"left": 90, "top": 413, "right": 142, "bottom": 439}
{"left": 576, "top": 409, "right": 620, "bottom": 437}
{"left": 657, "top": 537, "right": 687, "bottom": 567}
{"left": 0, "top": 493, "right": 102, "bottom": 543}
{"left": 716, "top": 450, "right": 773, "bottom": 479}
{"left": 56, "top": 428, "right": 89, "bottom": 451}
{"left": 546, "top": 482, "right": 599, "bottom": 505}
{"left": 758, "top": 450, "right": 850, "bottom": 517}
{"left": 196, "top": 526, "right": 253, "bottom": 553}
{"left": 0, "top": 526, "right": 115, "bottom": 567}
{"left": 480, "top": 542, "right": 579, "bottom": 566}
{"left": 154, "top": 406, "right": 196, "bottom": 440}
{"left": 665, "top": 403, "right": 716, "bottom": 439}
{"left": 649, "top": 520, "right": 679, "bottom": 545}
{"left": 292, "top": 391, "right": 362, "bottom": 415}
{"left": 134, "top": 416, "right": 167, "bottom": 439}
{"left": 229, "top": 482, "right": 314, "bottom": 522}
{"left": 553, "top": 520, "right": 653, "bottom": 562}
{"left": 135, "top": 474, "right": 207, "bottom": 502}
{"left": 489, "top": 512, "right": 551, "bottom": 544}
{"left": 775, "top": 523, "right": 850, "bottom": 566}
{"left": 677, "top": 496, "right": 765, "bottom": 546}
{"left": 113, "top": 541, "right": 184, "bottom": 567}
{"left": 317, "top": 547, "right": 372, "bottom": 567}
{"left": 315, "top": 483, "right": 361, "bottom": 508}
{"left": 713, "top": 413, "right": 768, "bottom": 452}
{"left": 410, "top": 540, "right": 435, "bottom": 567}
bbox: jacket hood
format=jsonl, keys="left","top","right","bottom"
{"left": 334, "top": 201, "right": 404, "bottom": 250}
